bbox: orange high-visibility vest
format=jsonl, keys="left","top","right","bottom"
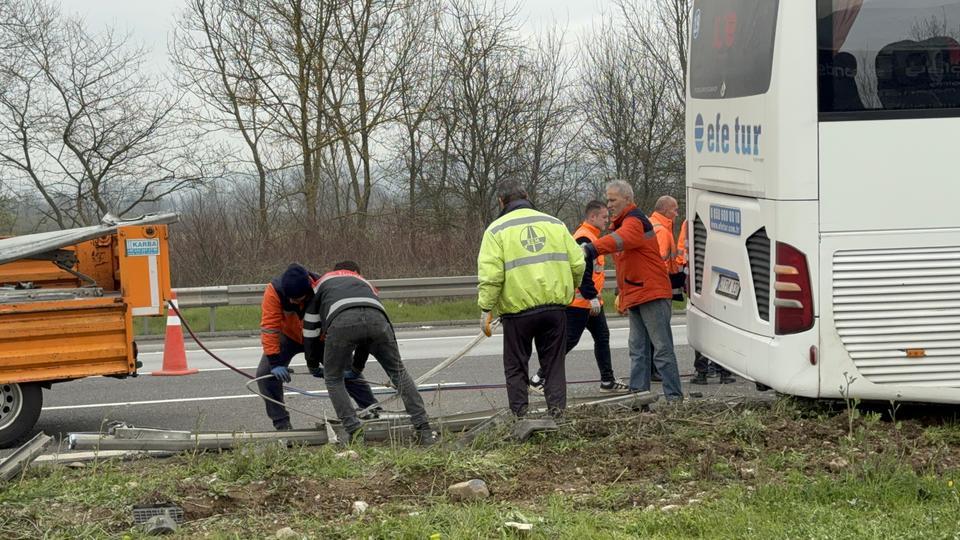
{"left": 677, "top": 219, "right": 688, "bottom": 267}
{"left": 570, "top": 222, "right": 605, "bottom": 309}
{"left": 650, "top": 211, "right": 680, "bottom": 275}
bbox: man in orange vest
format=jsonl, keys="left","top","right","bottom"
{"left": 582, "top": 181, "right": 683, "bottom": 400}
{"left": 530, "top": 201, "right": 630, "bottom": 394}
{"left": 650, "top": 196, "right": 686, "bottom": 301}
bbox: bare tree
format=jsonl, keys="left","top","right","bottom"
{"left": 433, "top": 0, "right": 532, "bottom": 228}
{"left": 173, "top": 0, "right": 286, "bottom": 241}
{"left": 579, "top": 15, "right": 683, "bottom": 209}
{"left": 617, "top": 0, "right": 690, "bottom": 104}
{"left": 0, "top": 0, "right": 211, "bottom": 227}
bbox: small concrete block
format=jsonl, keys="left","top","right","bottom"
{"left": 448, "top": 479, "right": 490, "bottom": 502}
{"left": 352, "top": 501, "right": 369, "bottom": 515}
{"left": 510, "top": 418, "right": 558, "bottom": 441}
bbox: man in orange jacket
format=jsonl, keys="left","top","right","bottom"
{"left": 255, "top": 263, "right": 377, "bottom": 430}
{"left": 582, "top": 181, "right": 683, "bottom": 400}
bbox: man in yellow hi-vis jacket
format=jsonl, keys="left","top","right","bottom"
{"left": 478, "top": 182, "right": 585, "bottom": 417}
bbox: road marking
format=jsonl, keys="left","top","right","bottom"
{"left": 42, "top": 382, "right": 468, "bottom": 411}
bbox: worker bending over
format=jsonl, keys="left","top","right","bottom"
{"left": 303, "top": 261, "right": 437, "bottom": 445}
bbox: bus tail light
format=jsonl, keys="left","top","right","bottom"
{"left": 774, "top": 242, "right": 814, "bottom": 335}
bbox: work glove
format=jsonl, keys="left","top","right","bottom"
{"left": 480, "top": 311, "right": 494, "bottom": 337}
{"left": 310, "top": 366, "right": 324, "bottom": 378}
{"left": 589, "top": 297, "right": 602, "bottom": 316}
{"left": 271, "top": 365, "right": 291, "bottom": 383}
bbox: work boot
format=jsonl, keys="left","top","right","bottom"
{"left": 599, "top": 378, "right": 630, "bottom": 394}
{"left": 274, "top": 419, "right": 293, "bottom": 431}
{"left": 718, "top": 373, "right": 736, "bottom": 384}
{"left": 689, "top": 372, "right": 709, "bottom": 385}
{"left": 528, "top": 374, "right": 544, "bottom": 396}
{"left": 415, "top": 424, "right": 438, "bottom": 447}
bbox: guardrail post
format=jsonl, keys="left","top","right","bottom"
{"left": 142, "top": 317, "right": 150, "bottom": 335}
{"left": 208, "top": 306, "right": 216, "bottom": 333}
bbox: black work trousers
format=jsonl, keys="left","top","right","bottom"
{"left": 536, "top": 307, "right": 614, "bottom": 383}
{"left": 502, "top": 308, "right": 567, "bottom": 416}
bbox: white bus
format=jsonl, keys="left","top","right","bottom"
{"left": 685, "top": 0, "right": 960, "bottom": 403}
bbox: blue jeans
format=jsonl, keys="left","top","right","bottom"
{"left": 627, "top": 299, "right": 682, "bottom": 400}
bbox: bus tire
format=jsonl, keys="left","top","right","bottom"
{"left": 0, "top": 382, "right": 43, "bottom": 448}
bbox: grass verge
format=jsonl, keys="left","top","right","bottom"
{"left": 4, "top": 398, "right": 960, "bottom": 538}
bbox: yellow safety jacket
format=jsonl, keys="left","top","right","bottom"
{"left": 478, "top": 201, "right": 586, "bottom": 315}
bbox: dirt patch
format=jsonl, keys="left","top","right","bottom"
{"left": 57, "top": 399, "right": 960, "bottom": 529}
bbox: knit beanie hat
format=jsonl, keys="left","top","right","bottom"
{"left": 280, "top": 263, "right": 312, "bottom": 299}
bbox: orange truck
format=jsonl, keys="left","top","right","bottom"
{"left": 0, "top": 214, "right": 176, "bottom": 447}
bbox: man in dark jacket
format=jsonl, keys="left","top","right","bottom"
{"left": 303, "top": 261, "right": 436, "bottom": 445}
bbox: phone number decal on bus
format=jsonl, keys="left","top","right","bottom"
{"left": 709, "top": 205, "right": 741, "bottom": 236}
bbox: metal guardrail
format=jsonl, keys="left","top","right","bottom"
{"left": 166, "top": 271, "right": 619, "bottom": 333}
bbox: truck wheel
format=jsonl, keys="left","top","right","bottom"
{"left": 0, "top": 383, "right": 42, "bottom": 448}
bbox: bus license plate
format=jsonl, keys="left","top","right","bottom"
{"left": 716, "top": 275, "right": 741, "bottom": 299}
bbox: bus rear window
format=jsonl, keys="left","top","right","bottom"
{"left": 689, "top": 0, "right": 780, "bottom": 100}
{"left": 819, "top": 0, "right": 960, "bottom": 114}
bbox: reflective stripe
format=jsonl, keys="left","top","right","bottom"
{"left": 260, "top": 328, "right": 280, "bottom": 335}
{"left": 303, "top": 328, "right": 321, "bottom": 338}
{"left": 610, "top": 232, "right": 624, "bottom": 251}
{"left": 489, "top": 215, "right": 563, "bottom": 235}
{"left": 314, "top": 271, "right": 376, "bottom": 292}
{"left": 304, "top": 313, "right": 321, "bottom": 323}
{"left": 326, "top": 297, "right": 385, "bottom": 318}
{"left": 644, "top": 230, "right": 656, "bottom": 240}
{"left": 503, "top": 252, "right": 569, "bottom": 271}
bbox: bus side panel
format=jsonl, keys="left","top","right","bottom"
{"left": 820, "top": 119, "right": 960, "bottom": 233}
{"left": 820, "top": 229, "right": 960, "bottom": 404}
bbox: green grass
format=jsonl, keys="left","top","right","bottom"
{"left": 5, "top": 399, "right": 960, "bottom": 538}
{"left": 137, "top": 291, "right": 685, "bottom": 336}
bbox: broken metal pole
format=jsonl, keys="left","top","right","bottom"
{"left": 0, "top": 432, "right": 53, "bottom": 481}
{"left": 66, "top": 391, "right": 658, "bottom": 453}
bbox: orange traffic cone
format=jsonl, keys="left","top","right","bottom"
{"left": 152, "top": 292, "right": 199, "bottom": 376}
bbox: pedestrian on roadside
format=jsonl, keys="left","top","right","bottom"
{"left": 478, "top": 181, "right": 585, "bottom": 418}
{"left": 303, "top": 260, "right": 437, "bottom": 445}
{"left": 582, "top": 181, "right": 683, "bottom": 401}
{"left": 256, "top": 263, "right": 379, "bottom": 431}
{"left": 529, "top": 200, "right": 629, "bottom": 394}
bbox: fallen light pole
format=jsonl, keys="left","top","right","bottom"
{"left": 66, "top": 391, "right": 657, "bottom": 453}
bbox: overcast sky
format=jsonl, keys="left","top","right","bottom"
{"left": 55, "top": 0, "right": 615, "bottom": 69}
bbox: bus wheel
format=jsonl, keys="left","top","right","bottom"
{"left": 0, "top": 383, "right": 42, "bottom": 448}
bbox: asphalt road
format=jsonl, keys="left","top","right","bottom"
{"left": 29, "top": 315, "right": 767, "bottom": 444}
